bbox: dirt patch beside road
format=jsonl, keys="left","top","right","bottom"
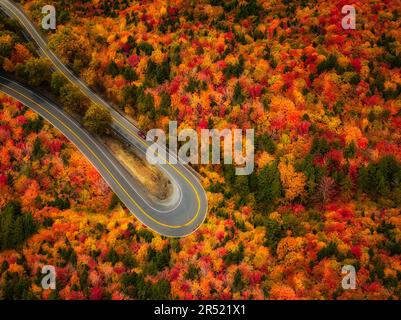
{"left": 104, "top": 137, "right": 172, "bottom": 201}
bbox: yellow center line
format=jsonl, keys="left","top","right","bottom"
{"left": 3, "top": 4, "right": 205, "bottom": 229}
{"left": 1, "top": 82, "right": 201, "bottom": 229}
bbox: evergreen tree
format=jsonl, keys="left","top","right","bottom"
{"left": 256, "top": 162, "right": 282, "bottom": 209}
{"left": 106, "top": 61, "right": 119, "bottom": 77}
{"left": 344, "top": 141, "right": 356, "bottom": 159}
{"left": 357, "top": 166, "right": 370, "bottom": 195}
{"left": 2, "top": 271, "right": 32, "bottom": 300}
{"left": 11, "top": 216, "right": 24, "bottom": 247}
{"left": 339, "top": 174, "right": 353, "bottom": 200}
{"left": 32, "top": 137, "right": 44, "bottom": 160}
{"left": 0, "top": 201, "right": 37, "bottom": 250}
{"left": 122, "top": 66, "right": 138, "bottom": 81}
{"left": 298, "top": 154, "right": 325, "bottom": 199}
{"left": 145, "top": 60, "right": 170, "bottom": 86}
{"left": 232, "top": 82, "right": 245, "bottom": 105}
{"left": 234, "top": 175, "right": 250, "bottom": 200}
{"left": 159, "top": 91, "right": 171, "bottom": 116}
{"left": 310, "top": 137, "right": 330, "bottom": 156}
{"left": 358, "top": 156, "right": 401, "bottom": 199}
{"left": 256, "top": 134, "right": 276, "bottom": 154}
{"left": 224, "top": 164, "right": 236, "bottom": 186}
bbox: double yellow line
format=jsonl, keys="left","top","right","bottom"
{"left": 1, "top": 82, "right": 202, "bottom": 229}
{"left": 4, "top": 2, "right": 204, "bottom": 230}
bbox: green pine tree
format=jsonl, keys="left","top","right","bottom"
{"left": 256, "top": 162, "right": 282, "bottom": 210}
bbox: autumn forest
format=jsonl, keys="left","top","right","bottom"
{"left": 0, "top": 0, "right": 401, "bottom": 300}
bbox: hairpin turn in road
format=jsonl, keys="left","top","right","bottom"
{"left": 0, "top": 0, "right": 208, "bottom": 237}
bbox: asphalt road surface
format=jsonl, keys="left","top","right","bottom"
{"left": 0, "top": 0, "right": 208, "bottom": 237}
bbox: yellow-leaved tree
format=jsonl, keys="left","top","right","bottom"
{"left": 278, "top": 162, "right": 306, "bottom": 201}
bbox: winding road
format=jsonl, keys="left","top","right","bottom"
{"left": 0, "top": 0, "right": 208, "bottom": 237}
